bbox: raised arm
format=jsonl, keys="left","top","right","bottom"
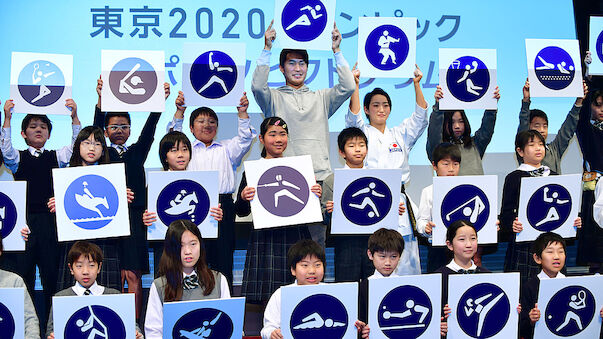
{"left": 251, "top": 20, "right": 276, "bottom": 117}
{"left": 392, "top": 66, "right": 429, "bottom": 152}
{"left": 549, "top": 81, "right": 587, "bottom": 156}
{"left": 1, "top": 100, "right": 20, "bottom": 173}
{"left": 224, "top": 93, "right": 258, "bottom": 167}
{"left": 344, "top": 64, "right": 367, "bottom": 129}
{"left": 473, "top": 87, "right": 500, "bottom": 157}
{"left": 323, "top": 23, "right": 355, "bottom": 117}
{"left": 93, "top": 76, "right": 105, "bottom": 128}
{"left": 167, "top": 90, "right": 186, "bottom": 133}
{"left": 426, "top": 87, "right": 445, "bottom": 161}
{"left": 518, "top": 78, "right": 531, "bottom": 133}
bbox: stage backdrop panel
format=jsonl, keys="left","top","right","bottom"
{"left": 53, "top": 163, "right": 130, "bottom": 242}
{"left": 368, "top": 274, "right": 441, "bottom": 339}
{"left": 448, "top": 272, "right": 520, "bottom": 339}
{"left": 516, "top": 174, "right": 581, "bottom": 242}
{"left": 164, "top": 297, "right": 245, "bottom": 339}
{"left": 147, "top": 170, "right": 219, "bottom": 240}
{"left": 10, "top": 52, "right": 73, "bottom": 115}
{"left": 439, "top": 48, "right": 497, "bottom": 110}
{"left": 432, "top": 175, "right": 498, "bottom": 246}
{"left": 281, "top": 282, "right": 358, "bottom": 339}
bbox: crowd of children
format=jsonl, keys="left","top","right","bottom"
{"left": 0, "top": 20, "right": 602, "bottom": 339}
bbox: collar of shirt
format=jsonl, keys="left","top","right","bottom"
{"left": 517, "top": 163, "right": 551, "bottom": 176}
{"left": 182, "top": 270, "right": 197, "bottom": 278}
{"left": 537, "top": 270, "right": 565, "bottom": 280}
{"left": 368, "top": 269, "right": 391, "bottom": 279}
{"left": 192, "top": 138, "right": 221, "bottom": 149}
{"left": 446, "top": 259, "right": 477, "bottom": 272}
{"left": 27, "top": 146, "right": 45, "bottom": 156}
{"left": 72, "top": 281, "right": 104, "bottom": 296}
{"left": 344, "top": 163, "right": 365, "bottom": 169}
{"left": 110, "top": 143, "right": 128, "bottom": 151}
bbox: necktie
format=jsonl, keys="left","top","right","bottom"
{"left": 528, "top": 167, "right": 545, "bottom": 177}
{"left": 593, "top": 120, "right": 603, "bottom": 131}
{"left": 183, "top": 274, "right": 200, "bottom": 290}
{"left": 116, "top": 145, "right": 126, "bottom": 156}
{"left": 458, "top": 269, "right": 476, "bottom": 274}
{"left": 34, "top": 149, "right": 42, "bottom": 157}
{"left": 84, "top": 289, "right": 92, "bottom": 295}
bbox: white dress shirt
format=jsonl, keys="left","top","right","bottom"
{"left": 537, "top": 270, "right": 565, "bottom": 280}
{"left": 595, "top": 180, "right": 603, "bottom": 227}
{"left": 0, "top": 124, "right": 81, "bottom": 173}
{"left": 144, "top": 271, "right": 230, "bottom": 339}
{"left": 72, "top": 281, "right": 105, "bottom": 296}
{"left": 345, "top": 103, "right": 428, "bottom": 184}
{"left": 416, "top": 184, "right": 434, "bottom": 239}
{"left": 517, "top": 163, "right": 551, "bottom": 176}
{"left": 446, "top": 259, "right": 477, "bottom": 272}
{"left": 168, "top": 117, "right": 257, "bottom": 194}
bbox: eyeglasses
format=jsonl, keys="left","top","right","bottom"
{"left": 81, "top": 140, "right": 103, "bottom": 148}
{"left": 107, "top": 124, "right": 131, "bottom": 132}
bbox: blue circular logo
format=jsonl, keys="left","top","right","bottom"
{"left": 109, "top": 57, "right": 157, "bottom": 104}
{"left": 534, "top": 46, "right": 575, "bottom": 90}
{"left": 596, "top": 30, "right": 603, "bottom": 64}
{"left": 0, "top": 302, "right": 15, "bottom": 338}
{"left": 440, "top": 185, "right": 489, "bottom": 232}
{"left": 64, "top": 305, "right": 125, "bottom": 339}
{"left": 64, "top": 175, "right": 119, "bottom": 229}
{"left": 0, "top": 192, "right": 18, "bottom": 239}
{"left": 378, "top": 285, "right": 432, "bottom": 338}
{"left": 545, "top": 285, "right": 595, "bottom": 336}
{"left": 365, "top": 24, "right": 409, "bottom": 71}
{"left": 527, "top": 184, "right": 571, "bottom": 232}
{"left": 341, "top": 177, "right": 393, "bottom": 226}
{"left": 157, "top": 180, "right": 210, "bottom": 227}
{"left": 173, "top": 308, "right": 234, "bottom": 338}
{"left": 457, "top": 283, "right": 510, "bottom": 338}
{"left": 281, "top": 0, "right": 328, "bottom": 42}
{"left": 17, "top": 60, "right": 65, "bottom": 107}
{"left": 446, "top": 56, "right": 490, "bottom": 102}
{"left": 257, "top": 166, "right": 309, "bottom": 217}
{"left": 290, "top": 294, "right": 348, "bottom": 339}
{"left": 190, "top": 51, "right": 238, "bottom": 99}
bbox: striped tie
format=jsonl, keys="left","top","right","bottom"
{"left": 84, "top": 289, "right": 92, "bottom": 295}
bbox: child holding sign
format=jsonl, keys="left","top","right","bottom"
{"left": 145, "top": 219, "right": 230, "bottom": 339}
{"left": 499, "top": 130, "right": 581, "bottom": 286}
{"left": 46, "top": 241, "right": 143, "bottom": 338}
{"left": 261, "top": 239, "right": 369, "bottom": 339}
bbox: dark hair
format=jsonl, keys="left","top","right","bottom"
{"left": 158, "top": 219, "right": 215, "bottom": 301}
{"left": 279, "top": 49, "right": 309, "bottom": 68}
{"left": 587, "top": 88, "right": 603, "bottom": 121}
{"left": 67, "top": 241, "right": 104, "bottom": 266}
{"left": 103, "top": 112, "right": 131, "bottom": 128}
{"left": 287, "top": 239, "right": 325, "bottom": 270}
{"left": 337, "top": 127, "right": 368, "bottom": 153}
{"left": 531, "top": 232, "right": 566, "bottom": 259}
{"left": 442, "top": 110, "right": 472, "bottom": 147}
{"left": 21, "top": 114, "right": 52, "bottom": 136}
{"left": 432, "top": 142, "right": 461, "bottom": 164}
{"left": 159, "top": 131, "right": 192, "bottom": 170}
{"left": 368, "top": 228, "right": 405, "bottom": 255}
{"left": 515, "top": 129, "right": 545, "bottom": 156}
{"left": 363, "top": 88, "right": 392, "bottom": 121}
{"left": 260, "top": 117, "right": 288, "bottom": 158}
{"left": 69, "top": 126, "right": 110, "bottom": 167}
{"left": 189, "top": 107, "right": 219, "bottom": 128}
{"left": 445, "top": 219, "right": 477, "bottom": 244}
{"left": 529, "top": 109, "right": 548, "bottom": 124}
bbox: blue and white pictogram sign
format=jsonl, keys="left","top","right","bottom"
{"left": 589, "top": 16, "right": 603, "bottom": 75}
{"left": 53, "top": 164, "right": 130, "bottom": 242}
{"left": 0, "top": 288, "right": 24, "bottom": 339}
{"left": 0, "top": 181, "right": 26, "bottom": 251}
{"left": 10, "top": 52, "right": 73, "bottom": 115}
{"left": 516, "top": 174, "right": 581, "bottom": 242}
{"left": 526, "top": 39, "right": 583, "bottom": 97}
{"left": 274, "top": 0, "right": 337, "bottom": 50}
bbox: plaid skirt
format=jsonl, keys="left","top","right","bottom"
{"left": 57, "top": 239, "right": 122, "bottom": 291}
{"left": 504, "top": 241, "right": 540, "bottom": 286}
{"left": 242, "top": 225, "right": 311, "bottom": 304}
{"left": 334, "top": 235, "right": 373, "bottom": 282}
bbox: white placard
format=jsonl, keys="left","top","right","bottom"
{"left": 331, "top": 169, "right": 402, "bottom": 234}
{"left": 0, "top": 181, "right": 26, "bottom": 251}
{"left": 53, "top": 164, "right": 130, "bottom": 242}
{"left": 525, "top": 39, "right": 583, "bottom": 97}
{"left": 10, "top": 52, "right": 73, "bottom": 115}
{"left": 357, "top": 17, "right": 417, "bottom": 78}
{"left": 281, "top": 282, "right": 358, "bottom": 339}
{"left": 516, "top": 174, "right": 581, "bottom": 242}
{"left": 182, "top": 43, "right": 246, "bottom": 107}
{"left": 448, "top": 273, "right": 519, "bottom": 339}
{"left": 147, "top": 170, "right": 219, "bottom": 240}
{"left": 439, "top": 48, "right": 498, "bottom": 110}
{"left": 589, "top": 16, "right": 603, "bottom": 75}
{"left": 432, "top": 175, "right": 498, "bottom": 246}
{"left": 52, "top": 294, "right": 135, "bottom": 339}
{"left": 164, "top": 297, "right": 245, "bottom": 339}
{"left": 534, "top": 275, "right": 603, "bottom": 339}
{"left": 368, "top": 274, "right": 441, "bottom": 339}
{"left": 100, "top": 50, "right": 165, "bottom": 112}
{"left": 0, "top": 288, "right": 25, "bottom": 339}
{"left": 244, "top": 155, "right": 322, "bottom": 229}
{"left": 274, "top": 0, "right": 337, "bottom": 50}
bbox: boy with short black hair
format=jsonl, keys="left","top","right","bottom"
{"left": 416, "top": 142, "right": 461, "bottom": 272}
{"left": 261, "top": 239, "right": 369, "bottom": 339}
{"left": 1, "top": 98, "right": 80, "bottom": 326}
{"left": 46, "top": 241, "right": 142, "bottom": 338}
